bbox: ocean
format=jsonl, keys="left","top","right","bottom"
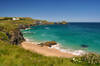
{"left": 21, "top": 23, "right": 100, "bottom": 55}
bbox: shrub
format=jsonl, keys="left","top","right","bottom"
{"left": 0, "top": 32, "right": 8, "bottom": 41}
{"left": 72, "top": 53, "right": 100, "bottom": 64}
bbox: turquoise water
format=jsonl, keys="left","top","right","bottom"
{"left": 21, "top": 23, "right": 100, "bottom": 53}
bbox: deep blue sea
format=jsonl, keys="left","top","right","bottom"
{"left": 21, "top": 23, "right": 100, "bottom": 54}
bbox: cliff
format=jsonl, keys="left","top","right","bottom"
{"left": 7, "top": 29, "right": 25, "bottom": 45}
{"left": 0, "top": 17, "right": 67, "bottom": 45}
{"left": 0, "top": 20, "right": 35, "bottom": 45}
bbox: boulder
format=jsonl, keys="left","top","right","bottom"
{"left": 81, "top": 44, "right": 88, "bottom": 48}
{"left": 38, "top": 41, "right": 57, "bottom": 47}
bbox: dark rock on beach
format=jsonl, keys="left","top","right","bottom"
{"left": 81, "top": 44, "right": 88, "bottom": 48}
{"left": 38, "top": 41, "right": 57, "bottom": 47}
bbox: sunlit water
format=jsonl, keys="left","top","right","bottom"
{"left": 21, "top": 23, "right": 100, "bottom": 54}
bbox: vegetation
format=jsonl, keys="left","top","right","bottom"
{"left": 0, "top": 41, "right": 93, "bottom": 66}
{"left": 72, "top": 53, "right": 100, "bottom": 65}
{"left": 0, "top": 32, "right": 8, "bottom": 41}
{"left": 0, "top": 17, "right": 100, "bottom": 66}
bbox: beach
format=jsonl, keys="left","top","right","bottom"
{"left": 20, "top": 23, "right": 100, "bottom": 58}
{"left": 21, "top": 23, "right": 100, "bottom": 54}
{"left": 21, "top": 41, "right": 75, "bottom": 58}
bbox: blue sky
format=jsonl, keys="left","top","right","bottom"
{"left": 0, "top": 0, "right": 100, "bottom": 22}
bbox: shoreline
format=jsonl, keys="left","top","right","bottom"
{"left": 21, "top": 38, "right": 86, "bottom": 58}
{"left": 25, "top": 38, "right": 86, "bottom": 55}
{"left": 21, "top": 41, "right": 75, "bottom": 58}
{"left": 22, "top": 26, "right": 87, "bottom": 56}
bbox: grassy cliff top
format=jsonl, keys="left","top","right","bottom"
{"left": 0, "top": 40, "right": 91, "bottom": 66}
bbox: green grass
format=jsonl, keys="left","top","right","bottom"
{"left": 0, "top": 41, "right": 91, "bottom": 66}
{"left": 0, "top": 32, "right": 8, "bottom": 41}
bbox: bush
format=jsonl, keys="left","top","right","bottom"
{"left": 0, "top": 32, "right": 8, "bottom": 41}
{"left": 72, "top": 53, "right": 100, "bottom": 64}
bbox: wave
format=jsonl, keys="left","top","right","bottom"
{"left": 50, "top": 43, "right": 86, "bottom": 56}
{"left": 44, "top": 27, "right": 50, "bottom": 30}
{"left": 25, "top": 38, "right": 86, "bottom": 56}
{"left": 25, "top": 28, "right": 31, "bottom": 30}
{"left": 41, "top": 34, "right": 46, "bottom": 36}
{"left": 25, "top": 38, "right": 30, "bottom": 42}
{"left": 23, "top": 31, "right": 35, "bottom": 34}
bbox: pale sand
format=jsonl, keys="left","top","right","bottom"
{"left": 21, "top": 41, "right": 75, "bottom": 58}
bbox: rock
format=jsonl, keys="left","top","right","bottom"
{"left": 38, "top": 43, "right": 44, "bottom": 47}
{"left": 81, "top": 44, "right": 88, "bottom": 48}
{"left": 18, "top": 24, "right": 35, "bottom": 29}
{"left": 38, "top": 41, "right": 57, "bottom": 47}
{"left": 7, "top": 28, "right": 25, "bottom": 45}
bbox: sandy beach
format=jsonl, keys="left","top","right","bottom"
{"left": 21, "top": 41, "right": 75, "bottom": 58}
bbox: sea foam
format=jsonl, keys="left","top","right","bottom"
{"left": 50, "top": 43, "right": 86, "bottom": 56}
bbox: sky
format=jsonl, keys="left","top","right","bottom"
{"left": 0, "top": 0, "right": 100, "bottom": 22}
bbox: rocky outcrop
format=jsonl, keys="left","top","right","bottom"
{"left": 6, "top": 24, "right": 35, "bottom": 45}
{"left": 6, "top": 28, "right": 25, "bottom": 45}
{"left": 38, "top": 41, "right": 57, "bottom": 47}
{"left": 81, "top": 44, "right": 88, "bottom": 48}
